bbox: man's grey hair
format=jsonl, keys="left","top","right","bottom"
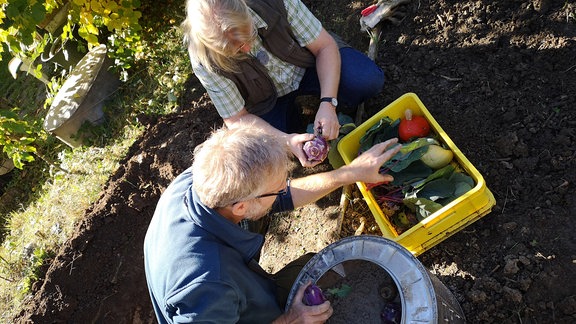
{"left": 192, "top": 126, "right": 290, "bottom": 208}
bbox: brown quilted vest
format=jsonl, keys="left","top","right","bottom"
{"left": 217, "top": 0, "right": 316, "bottom": 115}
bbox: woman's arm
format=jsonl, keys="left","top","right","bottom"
{"left": 305, "top": 29, "right": 341, "bottom": 141}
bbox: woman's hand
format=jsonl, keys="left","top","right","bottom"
{"left": 314, "top": 103, "right": 340, "bottom": 140}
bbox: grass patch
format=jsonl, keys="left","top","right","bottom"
{"left": 0, "top": 0, "right": 190, "bottom": 320}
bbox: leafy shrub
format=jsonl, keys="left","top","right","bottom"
{"left": 0, "top": 109, "right": 45, "bottom": 169}
{"left": 1, "top": 0, "right": 144, "bottom": 74}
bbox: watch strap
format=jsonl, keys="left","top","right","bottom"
{"left": 320, "top": 97, "right": 337, "bottom": 107}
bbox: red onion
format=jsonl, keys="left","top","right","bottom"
{"left": 302, "top": 284, "right": 327, "bottom": 306}
{"left": 380, "top": 302, "right": 401, "bottom": 323}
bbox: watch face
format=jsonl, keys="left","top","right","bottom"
{"left": 321, "top": 97, "right": 338, "bottom": 107}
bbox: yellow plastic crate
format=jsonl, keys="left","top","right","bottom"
{"left": 338, "top": 93, "right": 496, "bottom": 256}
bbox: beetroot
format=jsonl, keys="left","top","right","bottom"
{"left": 303, "top": 136, "right": 329, "bottom": 162}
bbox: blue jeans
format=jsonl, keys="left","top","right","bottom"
{"left": 260, "top": 47, "right": 385, "bottom": 133}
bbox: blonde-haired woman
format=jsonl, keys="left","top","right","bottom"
{"left": 182, "top": 0, "right": 385, "bottom": 167}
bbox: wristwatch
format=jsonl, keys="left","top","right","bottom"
{"left": 320, "top": 97, "right": 338, "bottom": 107}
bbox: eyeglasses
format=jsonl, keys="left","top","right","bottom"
{"left": 255, "top": 187, "right": 288, "bottom": 199}
{"left": 233, "top": 25, "right": 258, "bottom": 54}
{"left": 232, "top": 179, "right": 290, "bottom": 205}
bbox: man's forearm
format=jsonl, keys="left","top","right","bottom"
{"left": 290, "top": 139, "right": 402, "bottom": 208}
{"left": 289, "top": 167, "right": 354, "bottom": 208}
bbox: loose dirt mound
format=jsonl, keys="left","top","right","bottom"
{"left": 15, "top": 0, "right": 576, "bottom": 323}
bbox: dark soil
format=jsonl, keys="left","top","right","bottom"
{"left": 13, "top": 0, "right": 576, "bottom": 323}
{"left": 321, "top": 260, "right": 399, "bottom": 324}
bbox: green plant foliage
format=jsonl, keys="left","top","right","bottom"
{"left": 327, "top": 122, "right": 356, "bottom": 169}
{"left": 403, "top": 197, "right": 444, "bottom": 221}
{"left": 68, "top": 0, "right": 144, "bottom": 71}
{"left": 412, "top": 164, "right": 456, "bottom": 190}
{"left": 0, "top": 0, "right": 47, "bottom": 55}
{"left": 326, "top": 284, "right": 352, "bottom": 298}
{"left": 388, "top": 160, "right": 432, "bottom": 186}
{"left": 0, "top": 108, "right": 45, "bottom": 169}
{"left": 359, "top": 116, "right": 399, "bottom": 153}
{"left": 20, "top": 247, "right": 53, "bottom": 296}
{"left": 0, "top": 1, "right": 189, "bottom": 318}
{"left": 358, "top": 116, "right": 476, "bottom": 232}
{"left": 1, "top": 0, "right": 144, "bottom": 74}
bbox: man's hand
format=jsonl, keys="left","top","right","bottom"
{"left": 314, "top": 103, "right": 340, "bottom": 140}
{"left": 273, "top": 281, "right": 333, "bottom": 324}
{"left": 289, "top": 138, "right": 401, "bottom": 208}
{"left": 287, "top": 133, "right": 324, "bottom": 168}
{"left": 344, "top": 138, "right": 401, "bottom": 184}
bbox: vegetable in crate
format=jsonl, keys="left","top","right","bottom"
{"left": 303, "top": 135, "right": 329, "bottom": 162}
{"left": 420, "top": 144, "right": 453, "bottom": 169}
{"left": 358, "top": 115, "right": 475, "bottom": 233}
{"left": 302, "top": 284, "right": 327, "bottom": 306}
{"left": 398, "top": 109, "right": 430, "bottom": 142}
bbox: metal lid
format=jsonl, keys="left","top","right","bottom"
{"left": 285, "top": 235, "right": 439, "bottom": 323}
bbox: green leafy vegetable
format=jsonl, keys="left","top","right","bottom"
{"left": 388, "top": 160, "right": 432, "bottom": 186}
{"left": 414, "top": 178, "right": 456, "bottom": 201}
{"left": 399, "top": 137, "right": 439, "bottom": 154}
{"left": 328, "top": 123, "right": 356, "bottom": 169}
{"left": 357, "top": 114, "right": 476, "bottom": 233}
{"left": 381, "top": 137, "right": 437, "bottom": 174}
{"left": 359, "top": 117, "right": 399, "bottom": 153}
{"left": 412, "top": 165, "right": 456, "bottom": 190}
{"left": 326, "top": 284, "right": 352, "bottom": 298}
{"left": 403, "top": 197, "right": 444, "bottom": 221}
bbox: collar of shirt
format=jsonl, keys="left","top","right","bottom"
{"left": 187, "top": 185, "right": 264, "bottom": 263}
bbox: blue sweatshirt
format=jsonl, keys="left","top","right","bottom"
{"left": 144, "top": 167, "right": 294, "bottom": 323}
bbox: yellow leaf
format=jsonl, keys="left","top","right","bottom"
{"left": 80, "top": 11, "right": 94, "bottom": 24}
{"left": 85, "top": 34, "right": 99, "bottom": 45}
{"left": 91, "top": 0, "right": 102, "bottom": 13}
{"left": 107, "top": 21, "right": 120, "bottom": 31}
{"left": 86, "top": 24, "right": 99, "bottom": 35}
{"left": 107, "top": 1, "right": 119, "bottom": 11}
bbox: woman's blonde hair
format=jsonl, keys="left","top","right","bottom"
{"left": 192, "top": 126, "right": 290, "bottom": 208}
{"left": 182, "top": 0, "right": 254, "bottom": 73}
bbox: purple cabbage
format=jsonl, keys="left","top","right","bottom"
{"left": 380, "top": 302, "right": 401, "bottom": 324}
{"left": 303, "top": 136, "right": 329, "bottom": 162}
{"left": 302, "top": 284, "right": 327, "bottom": 306}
